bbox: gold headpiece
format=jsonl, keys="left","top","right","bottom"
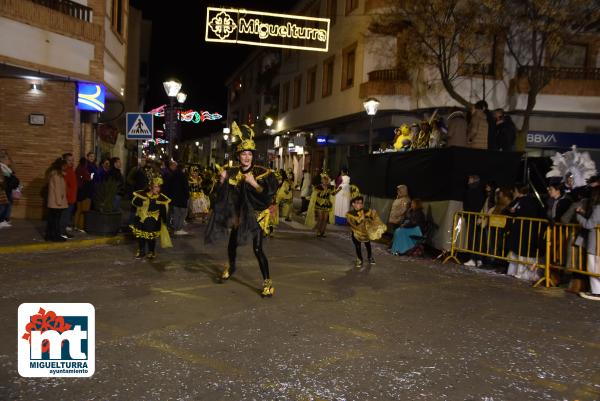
{"left": 151, "top": 176, "right": 163, "bottom": 187}
{"left": 189, "top": 165, "right": 200, "bottom": 174}
{"left": 231, "top": 121, "right": 256, "bottom": 152}
{"left": 320, "top": 169, "right": 330, "bottom": 180}
{"left": 350, "top": 184, "right": 361, "bottom": 200}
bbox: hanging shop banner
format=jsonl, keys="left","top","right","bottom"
{"left": 205, "top": 7, "right": 330, "bottom": 52}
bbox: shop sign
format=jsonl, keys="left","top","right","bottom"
{"left": 526, "top": 131, "right": 600, "bottom": 149}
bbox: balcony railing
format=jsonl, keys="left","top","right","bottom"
{"left": 518, "top": 66, "right": 600, "bottom": 80}
{"left": 367, "top": 69, "right": 408, "bottom": 81}
{"left": 29, "top": 0, "right": 92, "bottom": 23}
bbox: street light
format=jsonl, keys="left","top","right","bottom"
{"left": 163, "top": 78, "right": 182, "bottom": 159}
{"left": 363, "top": 97, "right": 380, "bottom": 154}
{"left": 265, "top": 117, "right": 273, "bottom": 127}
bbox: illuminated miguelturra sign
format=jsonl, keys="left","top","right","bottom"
{"left": 205, "top": 7, "right": 330, "bottom": 52}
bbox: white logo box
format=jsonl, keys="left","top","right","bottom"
{"left": 18, "top": 303, "right": 95, "bottom": 378}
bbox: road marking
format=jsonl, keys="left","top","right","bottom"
{"left": 329, "top": 324, "right": 378, "bottom": 340}
{"left": 136, "top": 337, "right": 246, "bottom": 376}
{"left": 151, "top": 287, "right": 208, "bottom": 300}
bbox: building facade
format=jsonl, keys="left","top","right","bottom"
{"left": 225, "top": 0, "right": 600, "bottom": 182}
{"left": 0, "top": 0, "right": 139, "bottom": 218}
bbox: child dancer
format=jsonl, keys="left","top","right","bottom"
{"left": 130, "top": 177, "right": 172, "bottom": 259}
{"left": 306, "top": 171, "right": 339, "bottom": 237}
{"left": 346, "top": 195, "right": 386, "bottom": 268}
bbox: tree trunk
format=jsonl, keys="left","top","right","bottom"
{"left": 516, "top": 85, "right": 538, "bottom": 151}
{"left": 440, "top": 70, "right": 471, "bottom": 108}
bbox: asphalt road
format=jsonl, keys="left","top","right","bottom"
{"left": 1, "top": 220, "right": 599, "bottom": 400}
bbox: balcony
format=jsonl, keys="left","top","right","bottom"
{"left": 359, "top": 68, "right": 411, "bottom": 98}
{"left": 30, "top": 0, "right": 93, "bottom": 23}
{"left": 514, "top": 66, "right": 600, "bottom": 96}
{"left": 0, "top": 0, "right": 102, "bottom": 42}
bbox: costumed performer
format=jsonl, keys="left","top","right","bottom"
{"left": 393, "top": 124, "right": 413, "bottom": 151}
{"left": 276, "top": 169, "right": 293, "bottom": 222}
{"left": 130, "top": 176, "right": 172, "bottom": 259}
{"left": 346, "top": 191, "right": 387, "bottom": 269}
{"left": 188, "top": 165, "right": 210, "bottom": 222}
{"left": 204, "top": 122, "right": 279, "bottom": 297}
{"left": 334, "top": 168, "right": 351, "bottom": 225}
{"left": 305, "top": 170, "right": 340, "bottom": 237}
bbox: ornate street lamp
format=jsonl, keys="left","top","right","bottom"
{"left": 363, "top": 97, "right": 380, "bottom": 154}
{"left": 163, "top": 79, "right": 182, "bottom": 159}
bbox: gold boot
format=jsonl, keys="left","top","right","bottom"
{"left": 261, "top": 279, "right": 274, "bottom": 297}
{"left": 221, "top": 264, "right": 236, "bottom": 280}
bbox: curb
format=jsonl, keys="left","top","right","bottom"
{"left": 0, "top": 234, "right": 130, "bottom": 255}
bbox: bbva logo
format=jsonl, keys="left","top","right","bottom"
{"left": 527, "top": 133, "right": 557, "bottom": 144}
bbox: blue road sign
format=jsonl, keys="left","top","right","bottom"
{"left": 126, "top": 113, "right": 153, "bottom": 140}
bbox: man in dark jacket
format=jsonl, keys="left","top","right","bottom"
{"left": 163, "top": 161, "right": 189, "bottom": 235}
{"left": 494, "top": 109, "right": 517, "bottom": 151}
{"left": 476, "top": 100, "right": 497, "bottom": 151}
{"left": 463, "top": 174, "right": 486, "bottom": 266}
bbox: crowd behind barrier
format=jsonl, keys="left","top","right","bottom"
{"left": 443, "top": 210, "right": 600, "bottom": 288}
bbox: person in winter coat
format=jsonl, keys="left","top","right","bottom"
{"left": 446, "top": 109, "right": 468, "bottom": 147}
{"left": 494, "top": 109, "right": 517, "bottom": 151}
{"left": 388, "top": 185, "right": 411, "bottom": 230}
{"left": 45, "top": 158, "right": 68, "bottom": 242}
{"left": 467, "top": 103, "right": 489, "bottom": 150}
{"left": 163, "top": 161, "right": 189, "bottom": 235}
{"left": 575, "top": 186, "right": 600, "bottom": 301}
{"left": 506, "top": 184, "right": 544, "bottom": 281}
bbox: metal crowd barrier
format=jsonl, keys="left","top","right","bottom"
{"left": 443, "top": 211, "right": 600, "bottom": 288}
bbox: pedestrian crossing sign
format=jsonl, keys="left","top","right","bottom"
{"left": 126, "top": 113, "right": 153, "bottom": 140}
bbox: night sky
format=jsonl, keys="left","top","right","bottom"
{"left": 130, "top": 1, "right": 292, "bottom": 139}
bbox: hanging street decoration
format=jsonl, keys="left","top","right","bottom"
{"left": 147, "top": 105, "right": 223, "bottom": 123}
{"left": 205, "top": 7, "right": 330, "bottom": 52}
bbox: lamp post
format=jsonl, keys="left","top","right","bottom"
{"left": 363, "top": 97, "right": 380, "bottom": 154}
{"left": 223, "top": 127, "right": 231, "bottom": 164}
{"left": 163, "top": 79, "right": 182, "bottom": 160}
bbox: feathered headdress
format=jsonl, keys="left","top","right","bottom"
{"left": 231, "top": 121, "right": 256, "bottom": 152}
{"left": 546, "top": 145, "right": 597, "bottom": 188}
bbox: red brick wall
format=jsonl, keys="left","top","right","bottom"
{"left": 0, "top": 78, "right": 79, "bottom": 219}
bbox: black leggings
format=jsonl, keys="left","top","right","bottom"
{"left": 228, "top": 227, "right": 270, "bottom": 279}
{"left": 351, "top": 234, "right": 372, "bottom": 261}
{"left": 138, "top": 238, "right": 156, "bottom": 253}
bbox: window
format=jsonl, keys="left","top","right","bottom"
{"left": 326, "top": 0, "right": 337, "bottom": 25}
{"left": 553, "top": 43, "right": 588, "bottom": 68}
{"left": 111, "top": 0, "right": 124, "bottom": 36}
{"left": 322, "top": 56, "right": 334, "bottom": 97}
{"left": 281, "top": 81, "right": 290, "bottom": 113}
{"left": 342, "top": 43, "right": 357, "bottom": 90}
{"left": 293, "top": 75, "right": 302, "bottom": 108}
{"left": 306, "top": 66, "right": 317, "bottom": 104}
{"left": 345, "top": 0, "right": 358, "bottom": 15}
{"left": 461, "top": 33, "right": 499, "bottom": 77}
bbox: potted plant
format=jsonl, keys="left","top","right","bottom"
{"left": 84, "top": 179, "right": 122, "bottom": 235}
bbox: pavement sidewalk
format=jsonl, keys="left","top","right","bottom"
{"left": 0, "top": 219, "right": 128, "bottom": 254}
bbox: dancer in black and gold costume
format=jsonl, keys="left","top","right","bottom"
{"left": 346, "top": 194, "right": 386, "bottom": 269}
{"left": 305, "top": 171, "right": 340, "bottom": 237}
{"left": 130, "top": 177, "right": 172, "bottom": 259}
{"left": 205, "top": 122, "right": 278, "bottom": 297}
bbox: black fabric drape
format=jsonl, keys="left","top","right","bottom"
{"left": 349, "top": 147, "right": 523, "bottom": 201}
